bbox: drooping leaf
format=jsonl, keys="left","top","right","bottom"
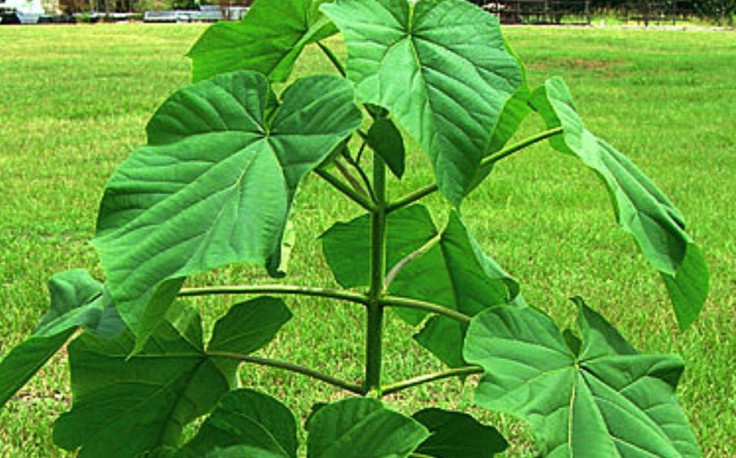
{"left": 322, "top": 205, "right": 521, "bottom": 368}
{"left": 529, "top": 77, "right": 708, "bottom": 330}
{"left": 0, "top": 270, "right": 123, "bottom": 407}
{"left": 412, "top": 408, "right": 508, "bottom": 457}
{"left": 53, "top": 297, "right": 291, "bottom": 457}
{"left": 322, "top": 0, "right": 523, "bottom": 205}
{"left": 93, "top": 71, "right": 361, "bottom": 345}
{"left": 464, "top": 300, "right": 700, "bottom": 457}
{"left": 188, "top": 0, "right": 337, "bottom": 83}
{"left": 366, "top": 117, "right": 406, "bottom": 179}
{"left": 178, "top": 389, "right": 297, "bottom": 458}
{"left": 306, "top": 397, "right": 429, "bottom": 458}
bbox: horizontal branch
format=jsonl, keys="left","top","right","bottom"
{"left": 179, "top": 284, "right": 370, "bottom": 306}
{"left": 381, "top": 365, "right": 484, "bottom": 396}
{"left": 210, "top": 351, "right": 364, "bottom": 395}
{"left": 386, "top": 127, "right": 564, "bottom": 213}
{"left": 379, "top": 296, "right": 472, "bottom": 324}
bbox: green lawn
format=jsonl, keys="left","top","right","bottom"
{"left": 0, "top": 24, "right": 734, "bottom": 457}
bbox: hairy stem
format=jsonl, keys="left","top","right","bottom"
{"left": 209, "top": 352, "right": 364, "bottom": 394}
{"left": 179, "top": 284, "right": 369, "bottom": 306}
{"left": 365, "top": 156, "right": 388, "bottom": 394}
{"left": 317, "top": 41, "right": 346, "bottom": 77}
{"left": 380, "top": 296, "right": 472, "bottom": 324}
{"left": 381, "top": 365, "right": 484, "bottom": 395}
{"left": 315, "top": 167, "right": 376, "bottom": 211}
{"left": 386, "top": 127, "right": 564, "bottom": 213}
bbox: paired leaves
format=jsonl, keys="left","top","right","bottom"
{"left": 0, "top": 270, "right": 123, "bottom": 407}
{"left": 93, "top": 71, "right": 361, "bottom": 344}
{"left": 322, "top": 205, "right": 522, "bottom": 367}
{"left": 464, "top": 300, "right": 700, "bottom": 457}
{"left": 188, "top": 0, "right": 336, "bottom": 83}
{"left": 53, "top": 297, "right": 291, "bottom": 457}
{"left": 530, "top": 77, "right": 708, "bottom": 329}
{"left": 323, "top": 0, "right": 523, "bottom": 205}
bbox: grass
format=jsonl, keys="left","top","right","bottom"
{"left": 0, "top": 23, "right": 734, "bottom": 457}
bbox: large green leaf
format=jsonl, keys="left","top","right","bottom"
{"left": 188, "top": 0, "right": 337, "bottom": 83}
{"left": 306, "top": 397, "right": 429, "bottom": 458}
{"left": 322, "top": 205, "right": 521, "bottom": 367}
{"left": 529, "top": 77, "right": 708, "bottom": 329}
{"left": 53, "top": 297, "right": 291, "bottom": 457}
{"left": 412, "top": 408, "right": 507, "bottom": 457}
{"left": 93, "top": 71, "right": 361, "bottom": 344}
{"left": 0, "top": 270, "right": 123, "bottom": 407}
{"left": 322, "top": 0, "right": 523, "bottom": 205}
{"left": 464, "top": 300, "right": 700, "bottom": 457}
{"left": 178, "top": 389, "right": 297, "bottom": 458}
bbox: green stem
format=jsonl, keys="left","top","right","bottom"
{"left": 209, "top": 352, "right": 364, "bottom": 395}
{"left": 379, "top": 296, "right": 472, "bottom": 324}
{"left": 386, "top": 127, "right": 564, "bottom": 213}
{"left": 381, "top": 365, "right": 483, "bottom": 396}
{"left": 317, "top": 41, "right": 346, "bottom": 77}
{"left": 365, "top": 156, "right": 388, "bottom": 394}
{"left": 334, "top": 158, "right": 368, "bottom": 197}
{"left": 315, "top": 167, "right": 376, "bottom": 211}
{"left": 179, "top": 284, "right": 369, "bottom": 306}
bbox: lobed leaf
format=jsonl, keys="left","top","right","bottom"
{"left": 53, "top": 297, "right": 291, "bottom": 457}
{"left": 322, "top": 0, "right": 522, "bottom": 205}
{"left": 412, "top": 408, "right": 508, "bottom": 457}
{"left": 188, "top": 0, "right": 337, "bottom": 83}
{"left": 529, "top": 77, "right": 708, "bottom": 329}
{"left": 0, "top": 269, "right": 123, "bottom": 407}
{"left": 93, "top": 71, "right": 361, "bottom": 346}
{"left": 306, "top": 397, "right": 429, "bottom": 458}
{"left": 464, "top": 299, "right": 700, "bottom": 457}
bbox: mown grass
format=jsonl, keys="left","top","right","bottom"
{"left": 0, "top": 24, "right": 734, "bottom": 456}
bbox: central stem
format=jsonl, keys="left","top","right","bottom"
{"left": 366, "top": 155, "right": 387, "bottom": 394}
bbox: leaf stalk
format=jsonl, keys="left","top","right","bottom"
{"left": 381, "top": 365, "right": 483, "bottom": 396}
{"left": 380, "top": 296, "right": 472, "bottom": 324}
{"left": 179, "top": 284, "right": 369, "bottom": 306}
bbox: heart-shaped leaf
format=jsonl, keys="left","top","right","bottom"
{"left": 93, "top": 71, "right": 361, "bottom": 346}
{"left": 322, "top": 0, "right": 523, "bottom": 205}
{"left": 412, "top": 408, "right": 508, "bottom": 457}
{"left": 188, "top": 0, "right": 337, "bottom": 83}
{"left": 464, "top": 299, "right": 700, "bottom": 457}
{"left": 306, "top": 397, "right": 429, "bottom": 458}
{"left": 53, "top": 297, "right": 291, "bottom": 457}
{"left": 529, "top": 77, "right": 708, "bottom": 330}
{"left": 0, "top": 270, "right": 123, "bottom": 407}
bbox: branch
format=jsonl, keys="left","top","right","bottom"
{"left": 381, "top": 365, "right": 484, "bottom": 395}
{"left": 315, "top": 167, "right": 377, "bottom": 211}
{"left": 383, "top": 232, "right": 441, "bottom": 291}
{"left": 179, "top": 284, "right": 370, "bottom": 306}
{"left": 210, "top": 352, "right": 364, "bottom": 395}
{"left": 379, "top": 296, "right": 472, "bottom": 324}
{"left": 386, "top": 127, "right": 565, "bottom": 213}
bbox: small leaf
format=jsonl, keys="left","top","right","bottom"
{"left": 93, "top": 71, "right": 361, "bottom": 345}
{"left": 412, "top": 408, "right": 508, "bottom": 457}
{"left": 464, "top": 300, "right": 700, "bottom": 457}
{"left": 179, "top": 389, "right": 297, "bottom": 458}
{"left": 529, "top": 77, "right": 708, "bottom": 329}
{"left": 53, "top": 299, "right": 290, "bottom": 457}
{"left": 306, "top": 397, "right": 429, "bottom": 458}
{"left": 366, "top": 117, "right": 406, "bottom": 179}
{"left": 0, "top": 270, "right": 123, "bottom": 407}
{"left": 188, "top": 0, "right": 337, "bottom": 82}
{"left": 322, "top": 0, "right": 522, "bottom": 205}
